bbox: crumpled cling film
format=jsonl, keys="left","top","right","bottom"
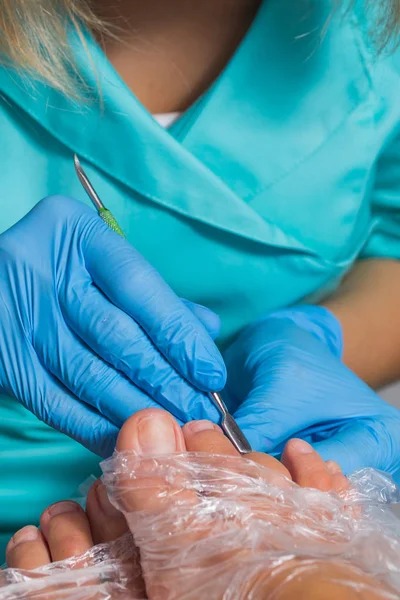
{"left": 3, "top": 453, "right": 400, "bottom": 599}
{"left": 0, "top": 534, "right": 144, "bottom": 599}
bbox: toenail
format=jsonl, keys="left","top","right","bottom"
{"left": 47, "top": 501, "right": 81, "bottom": 519}
{"left": 326, "top": 460, "right": 342, "bottom": 474}
{"left": 289, "top": 439, "right": 314, "bottom": 454}
{"left": 96, "top": 483, "right": 122, "bottom": 518}
{"left": 137, "top": 415, "right": 177, "bottom": 455}
{"left": 184, "top": 420, "right": 216, "bottom": 434}
{"left": 11, "top": 526, "right": 39, "bottom": 547}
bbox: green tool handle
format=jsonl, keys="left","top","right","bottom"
{"left": 99, "top": 207, "right": 126, "bottom": 238}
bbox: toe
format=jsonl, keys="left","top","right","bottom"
{"left": 325, "top": 461, "right": 350, "bottom": 493}
{"left": 183, "top": 420, "right": 240, "bottom": 455}
{"left": 183, "top": 420, "right": 291, "bottom": 478}
{"left": 6, "top": 526, "right": 50, "bottom": 569}
{"left": 117, "top": 408, "right": 186, "bottom": 456}
{"left": 281, "top": 439, "right": 334, "bottom": 491}
{"left": 86, "top": 480, "right": 128, "bottom": 545}
{"left": 246, "top": 451, "right": 291, "bottom": 480}
{"left": 114, "top": 408, "right": 193, "bottom": 515}
{"left": 40, "top": 501, "right": 93, "bottom": 563}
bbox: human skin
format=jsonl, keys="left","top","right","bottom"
{"left": 6, "top": 409, "right": 392, "bottom": 599}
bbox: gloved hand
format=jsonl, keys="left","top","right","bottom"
{"left": 0, "top": 196, "right": 225, "bottom": 457}
{"left": 222, "top": 306, "right": 400, "bottom": 478}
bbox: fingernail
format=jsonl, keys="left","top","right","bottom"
{"left": 326, "top": 460, "right": 342, "bottom": 475}
{"left": 290, "top": 439, "right": 315, "bottom": 454}
{"left": 47, "top": 501, "right": 81, "bottom": 518}
{"left": 96, "top": 482, "right": 121, "bottom": 518}
{"left": 11, "top": 526, "right": 39, "bottom": 547}
{"left": 184, "top": 420, "right": 216, "bottom": 434}
{"left": 137, "top": 415, "right": 177, "bottom": 455}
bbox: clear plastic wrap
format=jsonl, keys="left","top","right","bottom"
{"left": 102, "top": 453, "right": 400, "bottom": 599}
{"left": 3, "top": 452, "right": 400, "bottom": 599}
{"left": 0, "top": 534, "right": 144, "bottom": 599}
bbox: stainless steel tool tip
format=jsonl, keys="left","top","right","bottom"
{"left": 209, "top": 392, "right": 252, "bottom": 455}
{"left": 73, "top": 153, "right": 104, "bottom": 212}
{"left": 222, "top": 412, "right": 252, "bottom": 455}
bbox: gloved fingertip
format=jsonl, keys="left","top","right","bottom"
{"left": 173, "top": 387, "right": 221, "bottom": 423}
{"left": 190, "top": 339, "right": 227, "bottom": 391}
{"left": 181, "top": 299, "right": 221, "bottom": 341}
{"left": 202, "top": 402, "right": 221, "bottom": 424}
{"left": 201, "top": 316, "right": 221, "bottom": 341}
{"left": 196, "top": 365, "right": 227, "bottom": 392}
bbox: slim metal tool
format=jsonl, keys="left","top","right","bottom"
{"left": 74, "top": 154, "right": 126, "bottom": 238}
{"left": 209, "top": 392, "right": 252, "bottom": 454}
{"left": 74, "top": 154, "right": 252, "bottom": 454}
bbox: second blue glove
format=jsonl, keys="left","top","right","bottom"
{"left": 223, "top": 306, "right": 400, "bottom": 478}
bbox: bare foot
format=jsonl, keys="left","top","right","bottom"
{"left": 108, "top": 409, "right": 360, "bottom": 600}
{"left": 7, "top": 410, "right": 347, "bottom": 570}
{"left": 10, "top": 409, "right": 372, "bottom": 600}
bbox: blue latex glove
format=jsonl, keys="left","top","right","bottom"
{"left": 223, "top": 306, "right": 400, "bottom": 478}
{"left": 0, "top": 196, "right": 225, "bottom": 457}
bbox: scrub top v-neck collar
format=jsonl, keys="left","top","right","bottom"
{"left": 0, "top": 0, "right": 329, "bottom": 254}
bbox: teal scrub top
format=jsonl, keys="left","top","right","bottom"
{"left": 1, "top": 0, "right": 400, "bottom": 557}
